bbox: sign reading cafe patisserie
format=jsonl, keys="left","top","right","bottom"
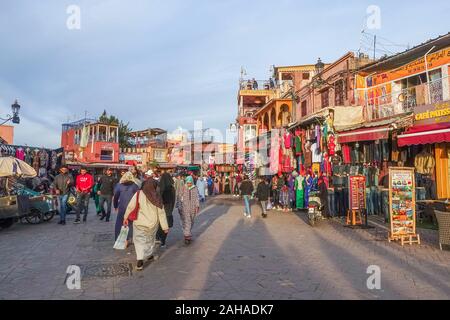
{"left": 414, "top": 100, "right": 450, "bottom": 125}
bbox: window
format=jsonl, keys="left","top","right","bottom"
{"left": 98, "top": 126, "right": 107, "bottom": 142}
{"left": 100, "top": 150, "right": 113, "bottom": 161}
{"left": 321, "top": 90, "right": 329, "bottom": 108}
{"left": 154, "top": 150, "right": 166, "bottom": 162}
{"left": 302, "top": 72, "right": 310, "bottom": 80}
{"left": 301, "top": 101, "right": 307, "bottom": 117}
{"left": 244, "top": 125, "right": 256, "bottom": 142}
{"left": 334, "top": 80, "right": 345, "bottom": 106}
{"left": 109, "top": 127, "right": 118, "bottom": 143}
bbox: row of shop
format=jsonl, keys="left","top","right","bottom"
{"left": 246, "top": 100, "right": 450, "bottom": 215}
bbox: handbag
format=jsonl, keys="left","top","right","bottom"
{"left": 113, "top": 226, "right": 129, "bottom": 250}
{"left": 127, "top": 191, "right": 140, "bottom": 221}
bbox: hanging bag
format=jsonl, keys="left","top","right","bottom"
{"left": 127, "top": 191, "right": 140, "bottom": 221}
{"left": 113, "top": 226, "right": 129, "bottom": 250}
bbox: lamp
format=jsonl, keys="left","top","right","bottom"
{"left": 315, "top": 58, "right": 325, "bottom": 74}
{"left": 11, "top": 100, "right": 20, "bottom": 124}
{"left": 1, "top": 99, "right": 21, "bottom": 125}
{"left": 312, "top": 58, "right": 333, "bottom": 89}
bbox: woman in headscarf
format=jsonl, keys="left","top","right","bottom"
{"left": 123, "top": 178, "right": 169, "bottom": 271}
{"left": 196, "top": 175, "right": 206, "bottom": 202}
{"left": 219, "top": 174, "right": 224, "bottom": 194}
{"left": 130, "top": 165, "right": 143, "bottom": 188}
{"left": 176, "top": 176, "right": 200, "bottom": 245}
{"left": 304, "top": 170, "right": 314, "bottom": 207}
{"left": 156, "top": 172, "right": 176, "bottom": 247}
{"left": 224, "top": 174, "right": 231, "bottom": 194}
{"left": 214, "top": 175, "right": 220, "bottom": 195}
{"left": 113, "top": 172, "right": 140, "bottom": 242}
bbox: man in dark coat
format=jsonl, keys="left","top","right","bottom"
{"left": 239, "top": 175, "right": 254, "bottom": 218}
{"left": 256, "top": 178, "right": 271, "bottom": 218}
{"left": 156, "top": 172, "right": 176, "bottom": 247}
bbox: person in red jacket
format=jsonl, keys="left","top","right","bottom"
{"left": 74, "top": 167, "right": 94, "bottom": 224}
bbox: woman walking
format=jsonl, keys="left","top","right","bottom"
{"left": 224, "top": 174, "right": 231, "bottom": 194}
{"left": 176, "top": 176, "right": 200, "bottom": 245}
{"left": 123, "top": 178, "right": 168, "bottom": 271}
{"left": 214, "top": 176, "right": 220, "bottom": 195}
{"left": 113, "top": 172, "right": 140, "bottom": 242}
{"left": 156, "top": 172, "right": 176, "bottom": 248}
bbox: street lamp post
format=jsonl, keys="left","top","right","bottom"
{"left": 0, "top": 100, "right": 21, "bottom": 125}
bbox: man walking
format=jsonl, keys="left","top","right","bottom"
{"left": 256, "top": 178, "right": 270, "bottom": 218}
{"left": 98, "top": 168, "right": 116, "bottom": 222}
{"left": 240, "top": 175, "right": 254, "bottom": 218}
{"left": 74, "top": 167, "right": 94, "bottom": 224}
{"left": 53, "top": 165, "right": 74, "bottom": 225}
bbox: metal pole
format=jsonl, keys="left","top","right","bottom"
{"left": 373, "top": 35, "right": 376, "bottom": 60}
{"left": 424, "top": 46, "right": 436, "bottom": 104}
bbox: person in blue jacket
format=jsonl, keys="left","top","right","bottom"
{"left": 113, "top": 172, "right": 140, "bottom": 242}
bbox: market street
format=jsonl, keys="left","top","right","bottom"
{"left": 1, "top": 195, "right": 450, "bottom": 300}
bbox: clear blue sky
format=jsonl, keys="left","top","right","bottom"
{"left": 0, "top": 0, "right": 448, "bottom": 148}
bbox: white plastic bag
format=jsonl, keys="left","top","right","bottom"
{"left": 266, "top": 201, "right": 273, "bottom": 210}
{"left": 113, "top": 226, "right": 129, "bottom": 250}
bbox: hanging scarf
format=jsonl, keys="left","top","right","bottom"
{"left": 185, "top": 176, "right": 195, "bottom": 190}
{"left": 141, "top": 178, "right": 163, "bottom": 209}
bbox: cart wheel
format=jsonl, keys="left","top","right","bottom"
{"left": 43, "top": 210, "right": 56, "bottom": 222}
{"left": 0, "top": 218, "right": 14, "bottom": 229}
{"left": 25, "top": 208, "right": 44, "bottom": 225}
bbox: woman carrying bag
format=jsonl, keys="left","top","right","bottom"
{"left": 123, "top": 178, "right": 169, "bottom": 271}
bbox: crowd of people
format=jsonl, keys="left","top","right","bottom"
{"left": 52, "top": 165, "right": 203, "bottom": 271}
{"left": 238, "top": 170, "right": 329, "bottom": 220}
{"left": 49, "top": 164, "right": 329, "bottom": 271}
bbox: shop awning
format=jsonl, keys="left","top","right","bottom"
{"left": 397, "top": 123, "right": 450, "bottom": 147}
{"left": 337, "top": 126, "right": 392, "bottom": 143}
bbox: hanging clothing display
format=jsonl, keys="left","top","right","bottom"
{"left": 295, "top": 134, "right": 302, "bottom": 156}
{"left": 310, "top": 143, "right": 322, "bottom": 163}
{"left": 414, "top": 150, "right": 435, "bottom": 175}
{"left": 294, "top": 175, "right": 305, "bottom": 209}
{"left": 284, "top": 132, "right": 292, "bottom": 149}
{"left": 15, "top": 147, "right": 25, "bottom": 161}
{"left": 79, "top": 125, "right": 89, "bottom": 148}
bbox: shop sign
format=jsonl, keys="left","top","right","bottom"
{"left": 348, "top": 175, "right": 366, "bottom": 211}
{"left": 414, "top": 100, "right": 450, "bottom": 125}
{"left": 123, "top": 154, "right": 142, "bottom": 163}
{"left": 388, "top": 167, "right": 418, "bottom": 244}
{"left": 368, "top": 48, "right": 450, "bottom": 86}
{"left": 101, "top": 144, "right": 114, "bottom": 150}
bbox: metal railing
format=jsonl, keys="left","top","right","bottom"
{"left": 365, "top": 77, "right": 448, "bottom": 121}
{"left": 239, "top": 79, "right": 294, "bottom": 91}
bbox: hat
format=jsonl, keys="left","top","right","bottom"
{"left": 145, "top": 169, "right": 154, "bottom": 176}
{"left": 185, "top": 176, "right": 194, "bottom": 184}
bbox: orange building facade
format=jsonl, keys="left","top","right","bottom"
{"left": 61, "top": 119, "right": 119, "bottom": 165}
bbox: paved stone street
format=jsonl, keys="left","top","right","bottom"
{"left": 1, "top": 195, "right": 450, "bottom": 300}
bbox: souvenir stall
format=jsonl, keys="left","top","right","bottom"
{"left": 396, "top": 101, "right": 450, "bottom": 224}
{"left": 334, "top": 114, "right": 414, "bottom": 221}
{"left": 288, "top": 108, "right": 335, "bottom": 212}
{"left": 397, "top": 101, "right": 450, "bottom": 200}
{"left": 0, "top": 144, "right": 64, "bottom": 178}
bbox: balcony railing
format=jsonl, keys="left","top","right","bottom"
{"left": 239, "top": 79, "right": 294, "bottom": 91}
{"left": 365, "top": 77, "right": 448, "bottom": 121}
